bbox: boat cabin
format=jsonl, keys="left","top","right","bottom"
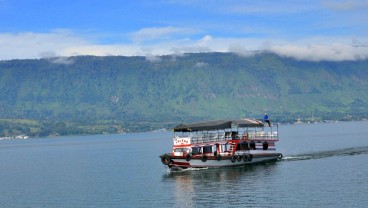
{"left": 171, "top": 119, "right": 278, "bottom": 158}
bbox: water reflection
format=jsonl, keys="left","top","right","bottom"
{"left": 163, "top": 162, "right": 279, "bottom": 207}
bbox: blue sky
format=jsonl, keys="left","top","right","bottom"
{"left": 0, "top": 0, "right": 367, "bottom": 61}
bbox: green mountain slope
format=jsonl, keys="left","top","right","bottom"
{"left": 0, "top": 52, "right": 367, "bottom": 135}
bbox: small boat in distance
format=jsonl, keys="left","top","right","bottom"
{"left": 160, "top": 118, "right": 282, "bottom": 171}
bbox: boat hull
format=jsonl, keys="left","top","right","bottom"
{"left": 161, "top": 153, "right": 282, "bottom": 170}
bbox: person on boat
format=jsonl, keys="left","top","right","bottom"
{"left": 264, "top": 113, "right": 271, "bottom": 127}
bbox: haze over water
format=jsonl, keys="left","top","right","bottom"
{"left": 1, "top": 121, "right": 367, "bottom": 207}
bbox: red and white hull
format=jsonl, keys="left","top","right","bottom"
{"left": 161, "top": 151, "right": 282, "bottom": 170}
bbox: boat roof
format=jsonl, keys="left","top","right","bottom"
{"left": 174, "top": 118, "right": 264, "bottom": 132}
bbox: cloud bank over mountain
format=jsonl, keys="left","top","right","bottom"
{"left": 1, "top": 1, "right": 367, "bottom": 61}
{"left": 1, "top": 30, "right": 367, "bottom": 61}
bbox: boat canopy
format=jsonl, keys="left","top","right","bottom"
{"left": 174, "top": 119, "right": 264, "bottom": 132}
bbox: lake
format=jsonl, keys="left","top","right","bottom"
{"left": 1, "top": 121, "right": 368, "bottom": 207}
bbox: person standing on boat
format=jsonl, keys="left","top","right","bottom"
{"left": 264, "top": 113, "right": 271, "bottom": 127}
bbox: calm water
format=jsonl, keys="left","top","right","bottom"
{"left": 1, "top": 121, "right": 368, "bottom": 207}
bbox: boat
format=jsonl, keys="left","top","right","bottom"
{"left": 159, "top": 118, "right": 282, "bottom": 170}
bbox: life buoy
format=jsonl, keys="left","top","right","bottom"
{"left": 278, "top": 153, "right": 283, "bottom": 159}
{"left": 201, "top": 155, "right": 207, "bottom": 162}
{"left": 237, "top": 155, "right": 242, "bottom": 162}
{"left": 248, "top": 154, "right": 253, "bottom": 162}
{"left": 161, "top": 155, "right": 172, "bottom": 165}
{"left": 243, "top": 154, "right": 248, "bottom": 162}
{"left": 231, "top": 156, "right": 236, "bottom": 163}
{"left": 186, "top": 154, "right": 191, "bottom": 161}
{"left": 216, "top": 154, "right": 222, "bottom": 161}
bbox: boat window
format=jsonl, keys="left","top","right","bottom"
{"left": 232, "top": 131, "right": 238, "bottom": 140}
{"left": 263, "top": 142, "right": 269, "bottom": 150}
{"left": 225, "top": 132, "right": 231, "bottom": 139}
{"left": 236, "top": 142, "right": 248, "bottom": 150}
{"left": 191, "top": 147, "right": 201, "bottom": 155}
{"left": 221, "top": 143, "right": 230, "bottom": 152}
{"left": 203, "top": 145, "right": 212, "bottom": 153}
{"left": 250, "top": 142, "right": 256, "bottom": 150}
{"left": 213, "top": 145, "right": 218, "bottom": 156}
{"left": 242, "top": 142, "right": 249, "bottom": 150}
{"left": 174, "top": 148, "right": 188, "bottom": 153}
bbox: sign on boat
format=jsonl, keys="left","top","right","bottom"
{"left": 159, "top": 118, "right": 283, "bottom": 171}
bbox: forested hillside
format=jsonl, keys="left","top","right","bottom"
{"left": 1, "top": 52, "right": 367, "bottom": 136}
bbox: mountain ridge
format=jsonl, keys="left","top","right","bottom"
{"left": 0, "top": 52, "right": 367, "bottom": 136}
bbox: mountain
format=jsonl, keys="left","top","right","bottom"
{"left": 0, "top": 52, "right": 367, "bottom": 136}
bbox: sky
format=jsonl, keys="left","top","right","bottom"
{"left": 0, "top": 0, "right": 368, "bottom": 61}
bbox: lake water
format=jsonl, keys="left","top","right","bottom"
{"left": 1, "top": 121, "right": 368, "bottom": 207}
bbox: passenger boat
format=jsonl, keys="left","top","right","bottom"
{"left": 159, "top": 119, "right": 282, "bottom": 170}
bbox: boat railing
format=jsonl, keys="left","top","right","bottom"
{"left": 247, "top": 132, "right": 278, "bottom": 141}
{"left": 174, "top": 131, "right": 278, "bottom": 145}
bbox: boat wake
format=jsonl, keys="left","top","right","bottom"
{"left": 283, "top": 146, "right": 368, "bottom": 161}
{"left": 168, "top": 166, "right": 210, "bottom": 173}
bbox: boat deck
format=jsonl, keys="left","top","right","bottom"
{"left": 174, "top": 131, "right": 278, "bottom": 145}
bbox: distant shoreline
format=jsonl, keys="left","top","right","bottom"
{"left": 1, "top": 118, "right": 367, "bottom": 139}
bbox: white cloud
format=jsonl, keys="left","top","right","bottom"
{"left": 145, "top": 55, "right": 162, "bottom": 62}
{"left": 48, "top": 57, "right": 75, "bottom": 65}
{"left": 1, "top": 29, "right": 368, "bottom": 62}
{"left": 0, "top": 30, "right": 88, "bottom": 60}
{"left": 223, "top": 1, "right": 317, "bottom": 14}
{"left": 322, "top": 0, "right": 368, "bottom": 11}
{"left": 131, "top": 26, "right": 199, "bottom": 43}
{"left": 265, "top": 38, "right": 368, "bottom": 61}
{"left": 195, "top": 62, "right": 208, "bottom": 68}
